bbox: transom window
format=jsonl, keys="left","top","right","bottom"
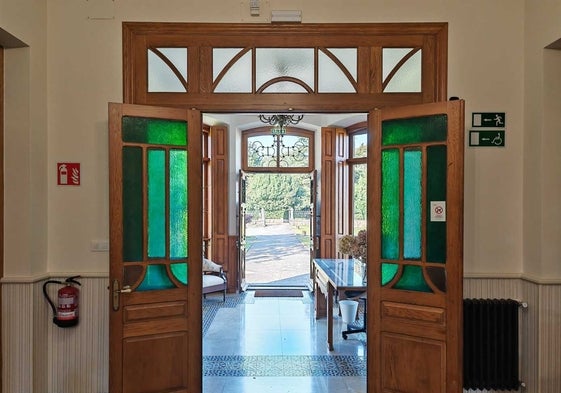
{"left": 123, "top": 23, "right": 447, "bottom": 111}
{"left": 242, "top": 128, "right": 314, "bottom": 172}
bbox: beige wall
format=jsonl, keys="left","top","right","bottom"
{"left": 523, "top": 1, "right": 561, "bottom": 280}
{"left": 3, "top": 0, "right": 548, "bottom": 279}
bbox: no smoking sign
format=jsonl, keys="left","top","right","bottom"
{"left": 430, "top": 201, "right": 446, "bottom": 222}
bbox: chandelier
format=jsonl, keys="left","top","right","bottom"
{"left": 258, "top": 114, "right": 304, "bottom": 134}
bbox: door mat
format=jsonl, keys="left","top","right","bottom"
{"left": 253, "top": 289, "right": 303, "bottom": 298}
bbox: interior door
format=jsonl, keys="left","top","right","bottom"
{"left": 237, "top": 170, "right": 247, "bottom": 291}
{"left": 108, "top": 103, "right": 202, "bottom": 393}
{"left": 367, "top": 100, "right": 464, "bottom": 393}
{"left": 309, "top": 170, "right": 319, "bottom": 284}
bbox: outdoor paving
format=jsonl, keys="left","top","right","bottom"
{"left": 245, "top": 222, "right": 311, "bottom": 286}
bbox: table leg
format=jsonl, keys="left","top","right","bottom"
{"left": 327, "top": 283, "right": 334, "bottom": 351}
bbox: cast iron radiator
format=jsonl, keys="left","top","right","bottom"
{"left": 463, "top": 298, "right": 523, "bottom": 391}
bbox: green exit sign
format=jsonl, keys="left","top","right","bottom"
{"left": 472, "top": 112, "right": 506, "bottom": 128}
{"left": 469, "top": 130, "right": 505, "bottom": 147}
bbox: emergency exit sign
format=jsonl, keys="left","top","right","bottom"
{"left": 469, "top": 131, "right": 505, "bottom": 147}
{"left": 472, "top": 112, "right": 506, "bottom": 128}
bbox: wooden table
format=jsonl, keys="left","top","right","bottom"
{"left": 313, "top": 258, "right": 366, "bottom": 351}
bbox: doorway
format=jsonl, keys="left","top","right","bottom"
{"left": 114, "top": 22, "right": 461, "bottom": 393}
{"left": 243, "top": 172, "right": 311, "bottom": 289}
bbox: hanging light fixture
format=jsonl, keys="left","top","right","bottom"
{"left": 258, "top": 114, "right": 304, "bottom": 135}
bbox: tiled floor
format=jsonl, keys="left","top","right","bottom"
{"left": 203, "top": 291, "right": 367, "bottom": 393}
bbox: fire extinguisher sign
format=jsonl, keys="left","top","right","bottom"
{"left": 57, "top": 163, "right": 80, "bottom": 186}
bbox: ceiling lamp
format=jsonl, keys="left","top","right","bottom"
{"left": 258, "top": 114, "right": 304, "bottom": 134}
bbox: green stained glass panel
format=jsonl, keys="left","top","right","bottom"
{"left": 137, "top": 265, "right": 175, "bottom": 291}
{"left": 148, "top": 150, "right": 166, "bottom": 258}
{"left": 170, "top": 150, "right": 188, "bottom": 259}
{"left": 393, "top": 265, "right": 432, "bottom": 292}
{"left": 382, "top": 115, "right": 447, "bottom": 146}
{"left": 122, "top": 147, "right": 143, "bottom": 262}
{"left": 122, "top": 116, "right": 187, "bottom": 146}
{"left": 426, "top": 145, "right": 447, "bottom": 263}
{"left": 381, "top": 149, "right": 400, "bottom": 260}
{"left": 381, "top": 263, "right": 399, "bottom": 286}
{"left": 170, "top": 263, "right": 188, "bottom": 285}
{"left": 403, "top": 149, "right": 422, "bottom": 259}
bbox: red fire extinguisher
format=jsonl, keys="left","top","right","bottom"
{"left": 43, "top": 276, "right": 81, "bottom": 328}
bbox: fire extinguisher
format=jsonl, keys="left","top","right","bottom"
{"left": 43, "top": 276, "right": 81, "bottom": 328}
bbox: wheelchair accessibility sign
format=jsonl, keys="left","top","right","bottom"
{"left": 469, "top": 130, "right": 505, "bottom": 147}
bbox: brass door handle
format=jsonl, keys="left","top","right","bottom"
{"left": 112, "top": 280, "right": 131, "bottom": 311}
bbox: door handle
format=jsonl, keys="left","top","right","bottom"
{"left": 112, "top": 280, "right": 131, "bottom": 311}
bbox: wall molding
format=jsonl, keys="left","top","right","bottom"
{"left": 1, "top": 272, "right": 109, "bottom": 284}
{"left": 463, "top": 272, "right": 561, "bottom": 285}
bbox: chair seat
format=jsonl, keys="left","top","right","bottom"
{"left": 203, "top": 274, "right": 225, "bottom": 287}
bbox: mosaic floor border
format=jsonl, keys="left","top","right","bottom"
{"left": 203, "top": 355, "right": 366, "bottom": 377}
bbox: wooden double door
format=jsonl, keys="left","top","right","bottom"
{"left": 108, "top": 99, "right": 464, "bottom": 393}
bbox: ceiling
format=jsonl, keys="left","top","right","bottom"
{"left": 203, "top": 112, "right": 367, "bottom": 132}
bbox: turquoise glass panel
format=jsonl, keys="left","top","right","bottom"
{"left": 381, "top": 149, "right": 400, "bottom": 260}
{"left": 147, "top": 150, "right": 166, "bottom": 258}
{"left": 170, "top": 150, "right": 188, "bottom": 259}
{"left": 137, "top": 265, "right": 175, "bottom": 291}
{"left": 426, "top": 145, "right": 447, "bottom": 263}
{"left": 393, "top": 265, "right": 432, "bottom": 292}
{"left": 403, "top": 149, "right": 422, "bottom": 259}
{"left": 382, "top": 115, "right": 447, "bottom": 146}
{"left": 122, "top": 116, "right": 187, "bottom": 146}
{"left": 170, "top": 263, "right": 188, "bottom": 285}
{"left": 122, "top": 147, "right": 143, "bottom": 262}
{"left": 381, "top": 263, "right": 399, "bottom": 286}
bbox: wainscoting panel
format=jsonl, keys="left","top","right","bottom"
{"left": 538, "top": 284, "right": 561, "bottom": 393}
{"left": 2, "top": 276, "right": 109, "bottom": 393}
{"left": 46, "top": 276, "right": 109, "bottom": 393}
{"left": 2, "top": 282, "right": 35, "bottom": 393}
{"left": 1, "top": 276, "right": 559, "bottom": 393}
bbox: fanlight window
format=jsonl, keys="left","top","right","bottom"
{"left": 147, "top": 46, "right": 419, "bottom": 94}
{"left": 243, "top": 129, "right": 314, "bottom": 172}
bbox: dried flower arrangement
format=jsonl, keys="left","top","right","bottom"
{"left": 338, "top": 230, "right": 367, "bottom": 261}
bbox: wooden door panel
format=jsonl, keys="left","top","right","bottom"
{"left": 123, "top": 332, "right": 189, "bottom": 393}
{"left": 381, "top": 333, "right": 445, "bottom": 393}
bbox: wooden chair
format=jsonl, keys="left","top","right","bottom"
{"left": 202, "top": 258, "right": 227, "bottom": 301}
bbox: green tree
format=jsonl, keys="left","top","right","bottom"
{"left": 246, "top": 173, "right": 310, "bottom": 213}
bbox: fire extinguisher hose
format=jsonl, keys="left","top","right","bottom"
{"left": 42, "top": 279, "right": 63, "bottom": 317}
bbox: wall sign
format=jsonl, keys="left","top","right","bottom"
{"left": 469, "top": 130, "right": 505, "bottom": 147}
{"left": 57, "top": 163, "right": 81, "bottom": 186}
{"left": 472, "top": 112, "right": 506, "bottom": 128}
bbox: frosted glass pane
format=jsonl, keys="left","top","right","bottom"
{"left": 256, "top": 48, "right": 314, "bottom": 92}
{"left": 328, "top": 48, "right": 357, "bottom": 80}
{"left": 148, "top": 48, "right": 187, "bottom": 92}
{"left": 384, "top": 50, "right": 422, "bottom": 92}
{"left": 213, "top": 48, "right": 244, "bottom": 79}
{"left": 318, "top": 49, "right": 356, "bottom": 93}
{"left": 382, "top": 48, "right": 412, "bottom": 80}
{"left": 262, "top": 81, "right": 308, "bottom": 93}
{"left": 213, "top": 48, "right": 252, "bottom": 93}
